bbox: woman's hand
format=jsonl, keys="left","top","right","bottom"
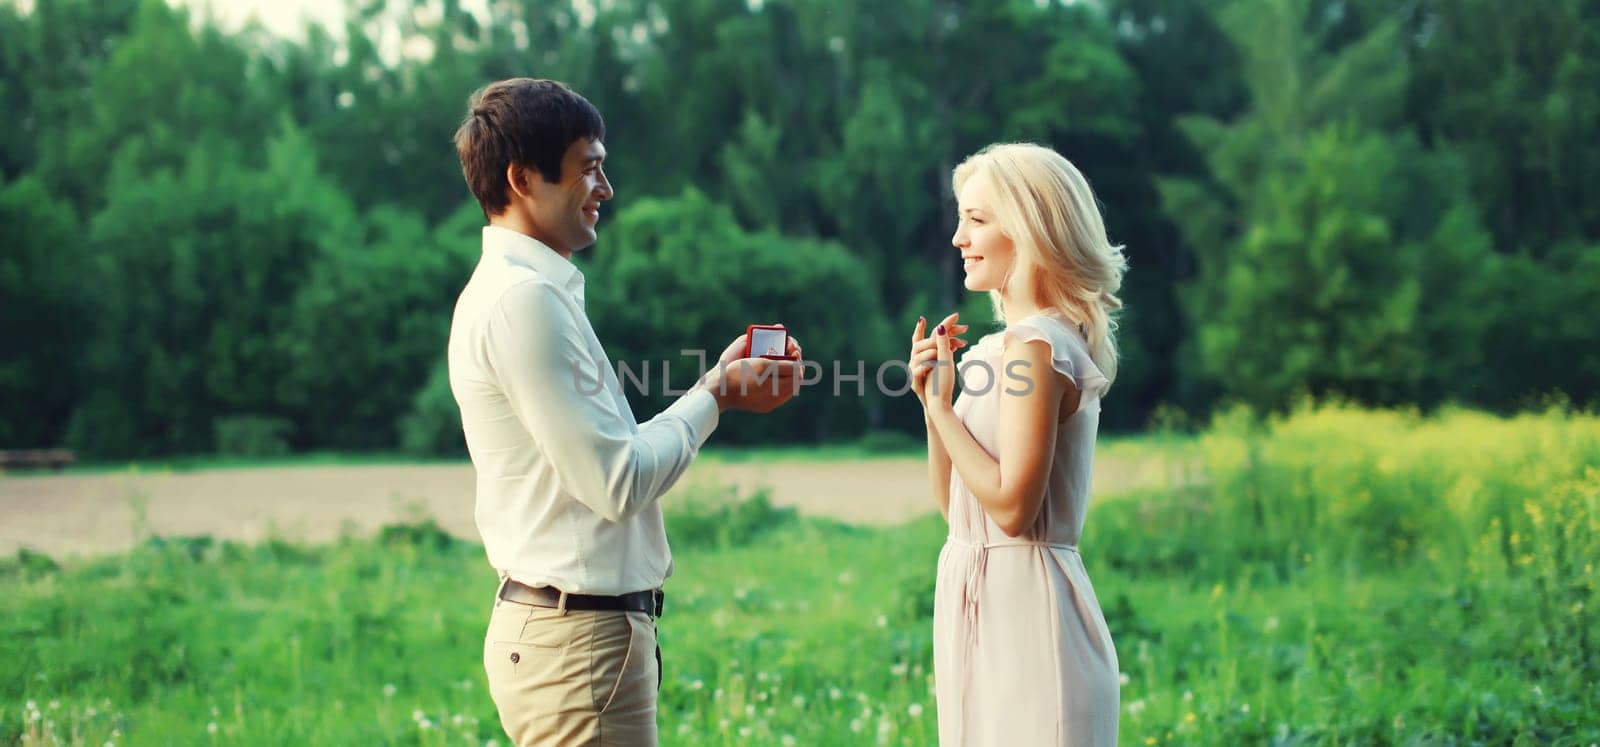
{"left": 910, "top": 313, "right": 967, "bottom": 411}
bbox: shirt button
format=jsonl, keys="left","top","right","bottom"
{"left": 509, "top": 652, "right": 520, "bottom": 664}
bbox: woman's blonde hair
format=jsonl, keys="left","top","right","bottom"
{"left": 952, "top": 142, "right": 1127, "bottom": 382}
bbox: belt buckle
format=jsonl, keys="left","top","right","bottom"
{"left": 651, "top": 588, "right": 664, "bottom": 618}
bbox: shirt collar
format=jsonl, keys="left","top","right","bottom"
{"left": 482, "top": 225, "right": 586, "bottom": 296}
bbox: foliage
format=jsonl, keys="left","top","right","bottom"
{"left": 0, "top": 0, "right": 1596, "bottom": 454}
{"left": 4, "top": 408, "right": 1597, "bottom": 743}
{"left": 586, "top": 188, "right": 897, "bottom": 443}
{"left": 65, "top": 126, "right": 353, "bottom": 457}
{"left": 398, "top": 359, "right": 466, "bottom": 458}
{"left": 1160, "top": 0, "right": 1504, "bottom": 412}
{"left": 212, "top": 415, "right": 293, "bottom": 458}
{"left": 0, "top": 174, "right": 82, "bottom": 447}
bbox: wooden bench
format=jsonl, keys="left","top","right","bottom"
{"left": 0, "top": 448, "right": 77, "bottom": 472}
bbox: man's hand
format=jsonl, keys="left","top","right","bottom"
{"left": 700, "top": 324, "right": 805, "bottom": 413}
{"left": 701, "top": 357, "right": 803, "bottom": 413}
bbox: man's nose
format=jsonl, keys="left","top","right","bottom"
{"left": 596, "top": 172, "right": 614, "bottom": 201}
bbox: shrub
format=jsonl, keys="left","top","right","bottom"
{"left": 213, "top": 415, "right": 292, "bottom": 458}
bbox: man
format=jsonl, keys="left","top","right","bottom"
{"left": 447, "top": 78, "right": 802, "bottom": 746}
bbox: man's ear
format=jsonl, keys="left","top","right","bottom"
{"left": 505, "top": 162, "right": 532, "bottom": 201}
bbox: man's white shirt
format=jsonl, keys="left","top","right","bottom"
{"left": 448, "top": 225, "right": 720, "bottom": 595}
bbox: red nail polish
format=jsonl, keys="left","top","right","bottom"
{"left": 936, "top": 325, "right": 946, "bottom": 335}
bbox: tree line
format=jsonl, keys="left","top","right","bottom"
{"left": 2, "top": 0, "right": 1596, "bottom": 458}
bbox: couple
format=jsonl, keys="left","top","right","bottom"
{"left": 447, "top": 78, "right": 1125, "bottom": 746}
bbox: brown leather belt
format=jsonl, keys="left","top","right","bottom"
{"left": 499, "top": 579, "right": 664, "bottom": 617}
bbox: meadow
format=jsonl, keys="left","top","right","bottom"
{"left": 3, "top": 405, "right": 1597, "bottom": 746}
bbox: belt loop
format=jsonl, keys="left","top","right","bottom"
{"left": 494, "top": 573, "right": 510, "bottom": 608}
{"left": 557, "top": 589, "right": 569, "bottom": 616}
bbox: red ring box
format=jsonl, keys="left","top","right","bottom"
{"left": 744, "top": 324, "right": 794, "bottom": 360}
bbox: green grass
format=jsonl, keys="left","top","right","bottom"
{"left": 4, "top": 405, "right": 1598, "bottom": 745}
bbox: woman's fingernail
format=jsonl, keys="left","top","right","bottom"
{"left": 936, "top": 325, "right": 946, "bottom": 335}
{"left": 919, "top": 316, "right": 926, "bottom": 324}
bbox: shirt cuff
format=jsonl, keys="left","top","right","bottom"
{"left": 665, "top": 386, "right": 721, "bottom": 449}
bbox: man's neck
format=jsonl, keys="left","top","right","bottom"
{"left": 488, "top": 213, "right": 571, "bottom": 260}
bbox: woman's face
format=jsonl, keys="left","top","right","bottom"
{"left": 952, "top": 176, "right": 1017, "bottom": 293}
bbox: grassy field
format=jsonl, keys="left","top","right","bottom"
{"left": 24, "top": 430, "right": 1190, "bottom": 475}
{"left": 3, "top": 405, "right": 1597, "bottom": 745}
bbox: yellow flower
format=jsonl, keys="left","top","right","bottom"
{"left": 1184, "top": 712, "right": 1197, "bottom": 724}
{"left": 1524, "top": 500, "right": 1545, "bottom": 527}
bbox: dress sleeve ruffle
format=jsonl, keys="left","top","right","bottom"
{"left": 1001, "top": 315, "right": 1111, "bottom": 402}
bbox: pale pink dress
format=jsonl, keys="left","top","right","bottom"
{"left": 933, "top": 312, "right": 1120, "bottom": 746}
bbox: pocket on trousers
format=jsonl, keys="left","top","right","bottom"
{"left": 488, "top": 601, "right": 577, "bottom": 648}
{"left": 483, "top": 604, "right": 575, "bottom": 691}
{"left": 593, "top": 612, "right": 653, "bottom": 715}
{"left": 485, "top": 639, "right": 564, "bottom": 683}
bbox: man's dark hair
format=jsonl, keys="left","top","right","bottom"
{"left": 454, "top": 78, "right": 605, "bottom": 217}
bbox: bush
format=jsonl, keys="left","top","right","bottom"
{"left": 213, "top": 415, "right": 292, "bottom": 458}
{"left": 587, "top": 188, "right": 897, "bottom": 444}
{"left": 0, "top": 549, "right": 60, "bottom": 580}
{"left": 398, "top": 360, "right": 465, "bottom": 458}
{"left": 664, "top": 482, "right": 797, "bottom": 550}
{"left": 378, "top": 519, "right": 458, "bottom": 553}
{"left": 856, "top": 429, "right": 922, "bottom": 454}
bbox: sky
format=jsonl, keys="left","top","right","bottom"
{"left": 174, "top": 0, "right": 351, "bottom": 39}
{"left": 5, "top": 0, "right": 351, "bottom": 39}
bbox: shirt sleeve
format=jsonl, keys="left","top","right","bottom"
{"left": 485, "top": 279, "right": 720, "bottom": 522}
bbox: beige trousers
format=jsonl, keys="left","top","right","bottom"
{"left": 483, "top": 592, "right": 660, "bottom": 746}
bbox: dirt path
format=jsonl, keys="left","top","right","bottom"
{"left": 0, "top": 451, "right": 1184, "bottom": 558}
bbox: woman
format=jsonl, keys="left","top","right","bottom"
{"left": 911, "top": 143, "right": 1126, "bottom": 746}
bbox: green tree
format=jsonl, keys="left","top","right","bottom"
{"left": 586, "top": 188, "right": 896, "bottom": 443}
{"left": 1162, "top": 0, "right": 1497, "bottom": 411}
{"left": 53, "top": 0, "right": 277, "bottom": 209}
{"left": 280, "top": 202, "right": 479, "bottom": 448}
{"left": 0, "top": 175, "right": 84, "bottom": 447}
{"left": 1100, "top": 0, "right": 1250, "bottom": 418}
{"left": 1405, "top": 0, "right": 1600, "bottom": 252}
{"left": 0, "top": 0, "right": 141, "bottom": 182}
{"left": 1475, "top": 243, "right": 1600, "bottom": 407}
{"left": 68, "top": 126, "right": 355, "bottom": 457}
